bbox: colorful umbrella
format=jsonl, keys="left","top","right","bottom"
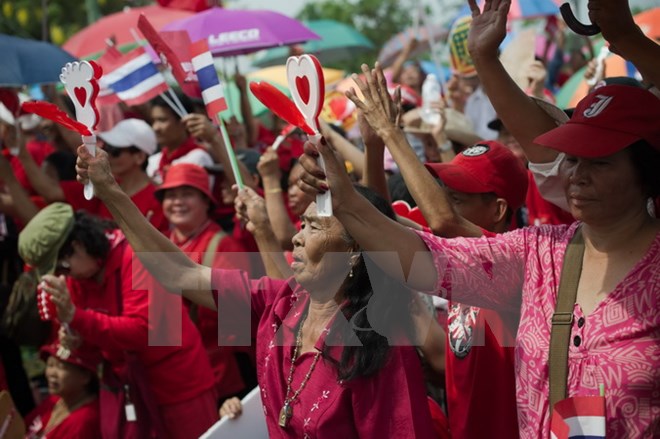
{"left": 454, "top": 0, "right": 559, "bottom": 21}
{"left": 252, "top": 20, "right": 374, "bottom": 67}
{"left": 634, "top": 7, "right": 660, "bottom": 40}
{"left": 0, "top": 34, "right": 77, "bottom": 86}
{"left": 555, "top": 53, "right": 641, "bottom": 109}
{"left": 162, "top": 7, "right": 320, "bottom": 57}
{"left": 63, "top": 5, "right": 194, "bottom": 59}
{"left": 377, "top": 23, "right": 450, "bottom": 68}
{"left": 247, "top": 66, "right": 345, "bottom": 89}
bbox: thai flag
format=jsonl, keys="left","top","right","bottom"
{"left": 101, "top": 46, "right": 169, "bottom": 106}
{"left": 190, "top": 39, "right": 227, "bottom": 119}
{"left": 550, "top": 396, "right": 606, "bottom": 439}
{"left": 95, "top": 45, "right": 122, "bottom": 105}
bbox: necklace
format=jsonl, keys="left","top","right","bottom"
{"left": 278, "top": 314, "right": 322, "bottom": 428}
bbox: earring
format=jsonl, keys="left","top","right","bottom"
{"left": 349, "top": 267, "right": 354, "bottom": 278}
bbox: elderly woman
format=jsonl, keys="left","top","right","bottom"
{"left": 21, "top": 204, "right": 218, "bottom": 439}
{"left": 294, "top": 51, "right": 660, "bottom": 439}
{"left": 75, "top": 148, "right": 435, "bottom": 437}
{"left": 25, "top": 342, "right": 101, "bottom": 438}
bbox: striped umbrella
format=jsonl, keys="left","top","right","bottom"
{"left": 555, "top": 54, "right": 641, "bottom": 109}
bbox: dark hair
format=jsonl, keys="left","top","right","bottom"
{"left": 627, "top": 140, "right": 660, "bottom": 199}
{"left": 58, "top": 211, "right": 115, "bottom": 261}
{"left": 323, "top": 184, "right": 414, "bottom": 381}
{"left": 44, "top": 151, "right": 77, "bottom": 181}
{"left": 150, "top": 93, "right": 195, "bottom": 121}
{"left": 387, "top": 172, "right": 417, "bottom": 207}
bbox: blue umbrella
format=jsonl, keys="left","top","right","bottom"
{"left": 0, "top": 34, "right": 78, "bottom": 86}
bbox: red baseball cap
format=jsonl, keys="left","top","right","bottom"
{"left": 534, "top": 84, "right": 660, "bottom": 158}
{"left": 154, "top": 163, "right": 217, "bottom": 205}
{"left": 40, "top": 342, "right": 101, "bottom": 374}
{"left": 425, "top": 141, "right": 529, "bottom": 209}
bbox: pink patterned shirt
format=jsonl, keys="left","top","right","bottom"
{"left": 210, "top": 269, "right": 435, "bottom": 438}
{"left": 416, "top": 222, "right": 660, "bottom": 438}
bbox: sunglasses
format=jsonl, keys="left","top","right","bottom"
{"left": 103, "top": 145, "right": 140, "bottom": 158}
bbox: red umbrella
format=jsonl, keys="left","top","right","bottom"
{"left": 63, "top": 5, "right": 194, "bottom": 59}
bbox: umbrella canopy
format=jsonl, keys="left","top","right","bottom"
{"left": 634, "top": 7, "right": 660, "bottom": 40}
{"left": 63, "top": 5, "right": 194, "bottom": 59}
{"left": 246, "top": 66, "right": 345, "bottom": 89}
{"left": 454, "top": 0, "right": 559, "bottom": 21}
{"left": 555, "top": 54, "right": 641, "bottom": 109}
{"left": 252, "top": 20, "right": 374, "bottom": 67}
{"left": 377, "top": 24, "right": 450, "bottom": 68}
{"left": 0, "top": 34, "right": 77, "bottom": 86}
{"left": 162, "top": 7, "right": 320, "bottom": 57}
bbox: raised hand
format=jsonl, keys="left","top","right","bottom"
{"left": 346, "top": 63, "right": 400, "bottom": 139}
{"left": 257, "top": 147, "right": 282, "bottom": 180}
{"left": 234, "top": 186, "right": 270, "bottom": 235}
{"left": 297, "top": 139, "right": 356, "bottom": 212}
{"left": 76, "top": 145, "right": 117, "bottom": 199}
{"left": 586, "top": 0, "right": 638, "bottom": 49}
{"left": 182, "top": 113, "right": 218, "bottom": 143}
{"left": 467, "top": 0, "right": 511, "bottom": 60}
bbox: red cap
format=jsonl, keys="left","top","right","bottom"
{"left": 154, "top": 163, "right": 217, "bottom": 205}
{"left": 534, "top": 84, "right": 660, "bottom": 158}
{"left": 40, "top": 342, "right": 101, "bottom": 374}
{"left": 425, "top": 141, "right": 529, "bottom": 209}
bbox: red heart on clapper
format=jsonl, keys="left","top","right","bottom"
{"left": 295, "top": 76, "right": 310, "bottom": 105}
{"left": 392, "top": 200, "right": 428, "bottom": 227}
{"left": 74, "top": 87, "right": 87, "bottom": 107}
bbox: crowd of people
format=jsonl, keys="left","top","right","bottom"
{"left": 0, "top": 0, "right": 658, "bottom": 437}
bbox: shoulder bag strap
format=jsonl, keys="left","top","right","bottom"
{"left": 549, "top": 226, "right": 585, "bottom": 413}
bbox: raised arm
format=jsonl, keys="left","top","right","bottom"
{"left": 75, "top": 146, "right": 215, "bottom": 309}
{"left": 320, "top": 120, "right": 365, "bottom": 180}
{"left": 16, "top": 141, "right": 65, "bottom": 203}
{"left": 183, "top": 113, "right": 256, "bottom": 190}
{"left": 390, "top": 38, "right": 418, "bottom": 85}
{"left": 348, "top": 64, "right": 483, "bottom": 238}
{"left": 589, "top": 0, "right": 660, "bottom": 88}
{"left": 235, "top": 71, "right": 259, "bottom": 147}
{"left": 467, "top": 0, "right": 559, "bottom": 163}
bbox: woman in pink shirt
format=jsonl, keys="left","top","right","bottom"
{"left": 74, "top": 151, "right": 435, "bottom": 438}
{"left": 292, "top": 59, "right": 660, "bottom": 439}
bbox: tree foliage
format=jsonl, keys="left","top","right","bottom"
{"left": 297, "top": 0, "right": 413, "bottom": 72}
{"left": 0, "top": 0, "right": 150, "bottom": 45}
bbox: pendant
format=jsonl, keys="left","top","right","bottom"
{"left": 278, "top": 402, "right": 293, "bottom": 428}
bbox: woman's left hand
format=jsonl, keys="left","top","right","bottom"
{"left": 76, "top": 146, "right": 118, "bottom": 200}
{"left": 41, "top": 274, "right": 76, "bottom": 324}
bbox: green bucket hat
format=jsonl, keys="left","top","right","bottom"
{"left": 18, "top": 202, "right": 74, "bottom": 279}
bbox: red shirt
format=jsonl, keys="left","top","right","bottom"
{"left": 25, "top": 395, "right": 100, "bottom": 439}
{"left": 67, "top": 231, "right": 215, "bottom": 406}
{"left": 525, "top": 171, "right": 574, "bottom": 226}
{"left": 172, "top": 220, "right": 252, "bottom": 399}
{"left": 60, "top": 181, "right": 168, "bottom": 233}
{"left": 444, "top": 229, "right": 520, "bottom": 439}
{"left": 211, "top": 270, "right": 435, "bottom": 438}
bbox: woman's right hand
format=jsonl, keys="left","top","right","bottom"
{"left": 467, "top": 0, "right": 511, "bottom": 60}
{"left": 219, "top": 397, "right": 243, "bottom": 419}
{"left": 76, "top": 146, "right": 118, "bottom": 199}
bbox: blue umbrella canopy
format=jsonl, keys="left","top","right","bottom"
{"left": 252, "top": 20, "right": 374, "bottom": 67}
{"left": 0, "top": 34, "right": 78, "bottom": 86}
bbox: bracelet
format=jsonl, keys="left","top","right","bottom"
{"left": 265, "top": 188, "right": 282, "bottom": 195}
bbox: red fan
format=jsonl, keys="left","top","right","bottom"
{"left": 22, "top": 101, "right": 91, "bottom": 135}
{"left": 249, "top": 82, "right": 314, "bottom": 136}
